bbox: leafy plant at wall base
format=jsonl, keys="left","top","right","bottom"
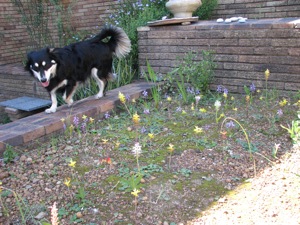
{"left": 175, "top": 51, "right": 216, "bottom": 94}
{"left": 145, "top": 61, "right": 161, "bottom": 108}
{"left": 3, "top": 145, "right": 18, "bottom": 164}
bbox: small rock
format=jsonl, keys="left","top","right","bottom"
{"left": 76, "top": 211, "right": 83, "bottom": 218}
{"left": 225, "top": 18, "right": 232, "bottom": 23}
{"left": 45, "top": 188, "right": 52, "bottom": 192}
{"left": 35, "top": 211, "right": 47, "bottom": 220}
{"left": 163, "top": 221, "right": 169, "bottom": 225}
{"left": 26, "top": 157, "right": 33, "bottom": 163}
{"left": 216, "top": 18, "right": 224, "bottom": 23}
{"left": 20, "top": 155, "right": 27, "bottom": 162}
{"left": 0, "top": 171, "right": 10, "bottom": 179}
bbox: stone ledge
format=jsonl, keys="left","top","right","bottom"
{"left": 0, "top": 80, "right": 155, "bottom": 155}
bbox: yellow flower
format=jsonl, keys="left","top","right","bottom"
{"left": 257, "top": 89, "right": 261, "bottom": 93}
{"left": 199, "top": 108, "right": 207, "bottom": 113}
{"left": 194, "top": 126, "right": 203, "bottom": 134}
{"left": 279, "top": 98, "right": 288, "bottom": 107}
{"left": 167, "top": 144, "right": 174, "bottom": 153}
{"left": 115, "top": 141, "right": 120, "bottom": 148}
{"left": 68, "top": 159, "right": 76, "bottom": 168}
{"left": 89, "top": 117, "right": 94, "bottom": 123}
{"left": 102, "top": 139, "right": 108, "bottom": 144}
{"left": 265, "top": 69, "right": 270, "bottom": 81}
{"left": 259, "top": 96, "right": 264, "bottom": 100}
{"left": 131, "top": 188, "right": 140, "bottom": 197}
{"left": 245, "top": 95, "right": 250, "bottom": 103}
{"left": 191, "top": 103, "right": 195, "bottom": 111}
{"left": 118, "top": 92, "right": 126, "bottom": 104}
{"left": 230, "top": 96, "right": 235, "bottom": 101}
{"left": 223, "top": 93, "right": 228, "bottom": 99}
{"left": 167, "top": 96, "right": 172, "bottom": 102}
{"left": 132, "top": 99, "right": 136, "bottom": 103}
{"left": 0, "top": 181, "right": 2, "bottom": 193}
{"left": 60, "top": 118, "right": 65, "bottom": 123}
{"left": 220, "top": 113, "right": 225, "bottom": 118}
{"left": 132, "top": 113, "right": 140, "bottom": 124}
{"left": 148, "top": 133, "right": 154, "bottom": 139}
{"left": 232, "top": 107, "right": 237, "bottom": 111}
{"left": 82, "top": 114, "right": 87, "bottom": 120}
{"left": 64, "top": 178, "right": 71, "bottom": 187}
{"left": 182, "top": 110, "right": 187, "bottom": 115}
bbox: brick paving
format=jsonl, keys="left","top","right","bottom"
{"left": 0, "top": 81, "right": 155, "bottom": 154}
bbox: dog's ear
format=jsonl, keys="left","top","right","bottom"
{"left": 24, "top": 51, "right": 33, "bottom": 71}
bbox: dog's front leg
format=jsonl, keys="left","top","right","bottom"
{"left": 45, "top": 91, "right": 57, "bottom": 113}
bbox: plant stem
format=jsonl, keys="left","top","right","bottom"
{"left": 221, "top": 117, "right": 257, "bottom": 177}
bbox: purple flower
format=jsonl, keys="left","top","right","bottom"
{"left": 104, "top": 112, "right": 110, "bottom": 119}
{"left": 203, "top": 125, "right": 211, "bottom": 130}
{"left": 125, "top": 94, "right": 130, "bottom": 101}
{"left": 225, "top": 121, "right": 235, "bottom": 129}
{"left": 142, "top": 90, "right": 148, "bottom": 97}
{"left": 217, "top": 85, "right": 223, "bottom": 93}
{"left": 140, "top": 126, "right": 147, "bottom": 134}
{"left": 73, "top": 116, "right": 80, "bottom": 128}
{"left": 143, "top": 108, "right": 150, "bottom": 114}
{"left": 187, "top": 86, "right": 195, "bottom": 94}
{"left": 81, "top": 122, "right": 86, "bottom": 133}
{"left": 223, "top": 88, "right": 228, "bottom": 95}
{"left": 250, "top": 83, "right": 256, "bottom": 93}
{"left": 176, "top": 107, "right": 182, "bottom": 112}
{"left": 277, "top": 109, "right": 283, "bottom": 117}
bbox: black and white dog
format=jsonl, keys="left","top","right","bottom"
{"left": 25, "top": 25, "right": 131, "bottom": 113}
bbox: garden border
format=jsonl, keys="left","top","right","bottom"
{"left": 0, "top": 81, "right": 155, "bottom": 155}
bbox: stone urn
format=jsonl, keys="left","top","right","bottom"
{"left": 166, "top": 0, "right": 202, "bottom": 18}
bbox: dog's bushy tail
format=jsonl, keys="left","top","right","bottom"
{"left": 91, "top": 25, "right": 131, "bottom": 58}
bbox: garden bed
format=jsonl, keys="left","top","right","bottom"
{"left": 0, "top": 86, "right": 299, "bottom": 224}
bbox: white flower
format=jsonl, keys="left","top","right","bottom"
{"left": 132, "top": 142, "right": 142, "bottom": 157}
{"left": 195, "top": 95, "right": 201, "bottom": 104}
{"left": 214, "top": 100, "right": 221, "bottom": 110}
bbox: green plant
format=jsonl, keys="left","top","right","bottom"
{"left": 3, "top": 145, "right": 18, "bottom": 164}
{"left": 11, "top": 0, "right": 75, "bottom": 51}
{"left": 281, "top": 112, "right": 300, "bottom": 144}
{"left": 174, "top": 51, "right": 216, "bottom": 94}
{"left": 194, "top": 0, "right": 219, "bottom": 20}
{"left": 144, "top": 61, "right": 161, "bottom": 108}
{"left": 221, "top": 117, "right": 257, "bottom": 176}
{"left": 108, "top": 0, "right": 168, "bottom": 75}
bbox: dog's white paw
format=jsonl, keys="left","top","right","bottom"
{"left": 95, "top": 93, "right": 103, "bottom": 99}
{"left": 66, "top": 99, "right": 74, "bottom": 107}
{"left": 45, "top": 108, "right": 56, "bottom": 113}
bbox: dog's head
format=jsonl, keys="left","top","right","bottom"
{"left": 25, "top": 48, "right": 57, "bottom": 88}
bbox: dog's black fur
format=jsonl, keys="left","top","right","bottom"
{"left": 25, "top": 25, "right": 131, "bottom": 113}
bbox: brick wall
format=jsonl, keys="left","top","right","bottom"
{"left": 0, "top": 0, "right": 117, "bottom": 65}
{"left": 213, "top": 0, "right": 300, "bottom": 20}
{"left": 138, "top": 18, "right": 300, "bottom": 93}
{"left": 0, "top": 64, "right": 49, "bottom": 103}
